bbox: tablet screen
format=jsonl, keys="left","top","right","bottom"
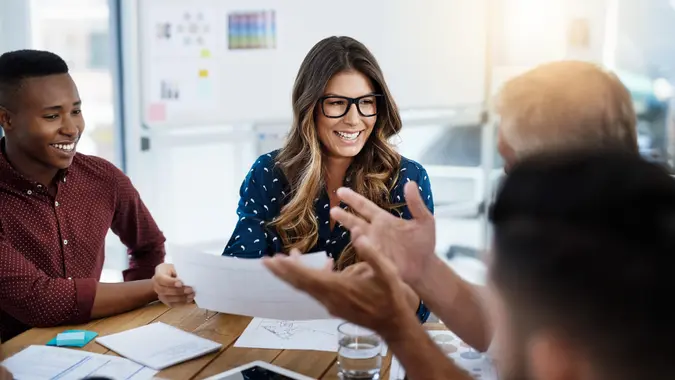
{"left": 216, "top": 365, "right": 300, "bottom": 380}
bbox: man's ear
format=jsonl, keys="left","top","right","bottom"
{"left": 0, "top": 105, "right": 12, "bottom": 132}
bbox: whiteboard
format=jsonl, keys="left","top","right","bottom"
{"left": 137, "top": 0, "right": 487, "bottom": 127}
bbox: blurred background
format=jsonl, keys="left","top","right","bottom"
{"left": 1, "top": 0, "right": 673, "bottom": 285}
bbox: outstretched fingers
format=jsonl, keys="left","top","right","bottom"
{"left": 404, "top": 181, "right": 433, "bottom": 222}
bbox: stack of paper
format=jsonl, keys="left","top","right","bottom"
{"left": 95, "top": 322, "right": 222, "bottom": 370}
{"left": 171, "top": 248, "right": 332, "bottom": 320}
{"left": 1, "top": 345, "right": 157, "bottom": 380}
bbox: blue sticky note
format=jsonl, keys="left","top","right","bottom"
{"left": 47, "top": 329, "right": 98, "bottom": 347}
{"left": 57, "top": 331, "right": 85, "bottom": 346}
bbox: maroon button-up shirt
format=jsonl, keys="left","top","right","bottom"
{"left": 0, "top": 139, "right": 165, "bottom": 341}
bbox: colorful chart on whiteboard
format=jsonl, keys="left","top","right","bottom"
{"left": 227, "top": 10, "right": 277, "bottom": 50}
{"left": 389, "top": 330, "right": 499, "bottom": 380}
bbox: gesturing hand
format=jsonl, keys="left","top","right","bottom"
{"left": 330, "top": 181, "right": 436, "bottom": 287}
{"left": 263, "top": 245, "right": 415, "bottom": 339}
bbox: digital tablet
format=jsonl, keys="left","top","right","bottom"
{"left": 202, "top": 361, "right": 315, "bottom": 380}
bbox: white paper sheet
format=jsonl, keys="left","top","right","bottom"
{"left": 389, "top": 330, "right": 499, "bottom": 380}
{"left": 1, "top": 345, "right": 158, "bottom": 380}
{"left": 235, "top": 318, "right": 344, "bottom": 352}
{"left": 95, "top": 322, "right": 222, "bottom": 370}
{"left": 171, "top": 249, "right": 332, "bottom": 320}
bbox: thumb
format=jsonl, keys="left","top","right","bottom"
{"left": 404, "top": 181, "right": 432, "bottom": 222}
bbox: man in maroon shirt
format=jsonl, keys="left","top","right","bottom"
{"left": 0, "top": 50, "right": 166, "bottom": 341}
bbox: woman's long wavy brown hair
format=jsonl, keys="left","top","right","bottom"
{"left": 270, "top": 36, "right": 403, "bottom": 269}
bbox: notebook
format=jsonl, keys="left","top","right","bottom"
{"left": 95, "top": 322, "right": 222, "bottom": 370}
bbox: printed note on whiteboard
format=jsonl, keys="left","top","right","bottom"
{"left": 146, "top": 5, "right": 217, "bottom": 59}
{"left": 171, "top": 248, "right": 332, "bottom": 320}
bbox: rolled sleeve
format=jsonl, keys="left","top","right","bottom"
{"left": 73, "top": 277, "right": 98, "bottom": 323}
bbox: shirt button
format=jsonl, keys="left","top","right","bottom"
{"left": 63, "top": 239, "right": 68, "bottom": 245}
{"left": 55, "top": 201, "right": 60, "bottom": 207}
{"left": 67, "top": 277, "right": 72, "bottom": 280}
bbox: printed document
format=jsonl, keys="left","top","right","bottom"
{"left": 171, "top": 249, "right": 332, "bottom": 320}
{"left": 95, "top": 322, "right": 222, "bottom": 370}
{"left": 1, "top": 345, "right": 157, "bottom": 380}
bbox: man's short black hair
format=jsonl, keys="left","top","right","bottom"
{"left": 0, "top": 49, "right": 69, "bottom": 109}
{"left": 489, "top": 148, "right": 675, "bottom": 380}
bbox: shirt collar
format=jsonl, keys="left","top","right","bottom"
{"left": 0, "top": 137, "right": 69, "bottom": 192}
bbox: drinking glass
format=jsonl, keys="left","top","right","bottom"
{"left": 337, "top": 322, "right": 383, "bottom": 379}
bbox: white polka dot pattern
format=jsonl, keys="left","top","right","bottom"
{"left": 0, "top": 146, "right": 166, "bottom": 341}
{"left": 222, "top": 150, "right": 435, "bottom": 259}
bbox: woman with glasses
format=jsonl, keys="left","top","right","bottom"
{"left": 153, "top": 36, "right": 434, "bottom": 321}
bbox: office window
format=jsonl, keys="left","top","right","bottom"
{"left": 89, "top": 31, "right": 110, "bottom": 69}
{"left": 29, "top": 0, "right": 118, "bottom": 165}
{"left": 29, "top": 0, "right": 125, "bottom": 282}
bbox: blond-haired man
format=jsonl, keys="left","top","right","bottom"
{"left": 497, "top": 60, "right": 638, "bottom": 172}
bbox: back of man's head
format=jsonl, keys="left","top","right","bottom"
{"left": 0, "top": 49, "right": 69, "bottom": 111}
{"left": 496, "top": 61, "right": 638, "bottom": 170}
{"left": 489, "top": 148, "right": 674, "bottom": 380}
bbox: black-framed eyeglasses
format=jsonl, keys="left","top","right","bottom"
{"left": 318, "top": 94, "right": 383, "bottom": 118}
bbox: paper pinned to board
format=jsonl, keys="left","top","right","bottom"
{"left": 171, "top": 248, "right": 332, "bottom": 320}
{"left": 1, "top": 345, "right": 157, "bottom": 380}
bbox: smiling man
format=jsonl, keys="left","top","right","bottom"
{"left": 0, "top": 49, "right": 166, "bottom": 342}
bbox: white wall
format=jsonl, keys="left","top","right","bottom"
{"left": 120, "top": 0, "right": 618, "bottom": 254}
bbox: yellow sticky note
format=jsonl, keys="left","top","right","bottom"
{"left": 200, "top": 49, "right": 211, "bottom": 58}
{"left": 199, "top": 69, "right": 209, "bottom": 78}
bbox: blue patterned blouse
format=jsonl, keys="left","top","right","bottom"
{"left": 222, "top": 150, "right": 435, "bottom": 322}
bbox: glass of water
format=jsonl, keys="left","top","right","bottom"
{"left": 337, "top": 322, "right": 383, "bottom": 379}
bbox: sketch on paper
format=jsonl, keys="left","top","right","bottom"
{"left": 234, "top": 318, "right": 343, "bottom": 352}
{"left": 259, "top": 320, "right": 336, "bottom": 340}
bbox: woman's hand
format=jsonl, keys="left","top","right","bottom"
{"left": 152, "top": 263, "right": 195, "bottom": 307}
